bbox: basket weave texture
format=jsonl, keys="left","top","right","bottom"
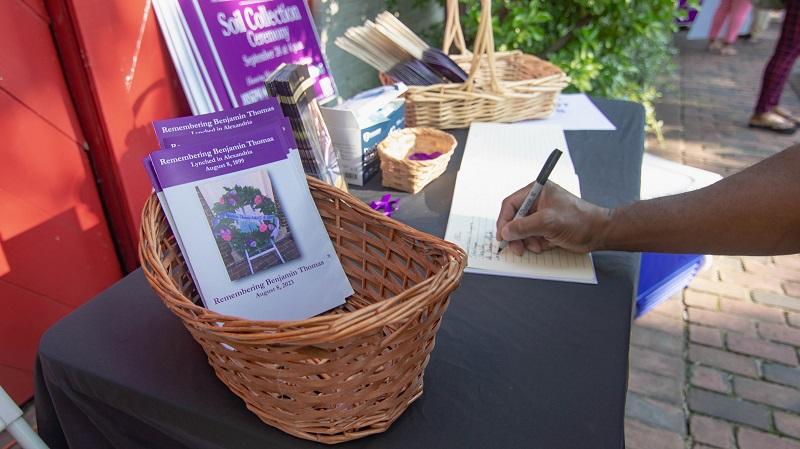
{"left": 404, "top": 0, "right": 569, "bottom": 129}
{"left": 139, "top": 176, "right": 467, "bottom": 444}
{"left": 377, "top": 127, "right": 457, "bottom": 193}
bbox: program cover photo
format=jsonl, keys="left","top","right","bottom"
{"left": 196, "top": 168, "right": 300, "bottom": 281}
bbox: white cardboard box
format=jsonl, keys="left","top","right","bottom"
{"left": 321, "top": 84, "right": 407, "bottom": 186}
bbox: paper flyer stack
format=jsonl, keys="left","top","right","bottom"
{"left": 144, "top": 100, "right": 353, "bottom": 321}
{"left": 265, "top": 64, "right": 346, "bottom": 190}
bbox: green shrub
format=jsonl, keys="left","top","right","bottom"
{"left": 452, "top": 1, "right": 688, "bottom": 135}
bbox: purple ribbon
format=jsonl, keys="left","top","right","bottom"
{"left": 369, "top": 194, "right": 400, "bottom": 217}
{"left": 408, "top": 152, "right": 442, "bottom": 161}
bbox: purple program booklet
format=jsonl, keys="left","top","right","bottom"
{"left": 143, "top": 155, "right": 209, "bottom": 303}
{"left": 146, "top": 109, "right": 305, "bottom": 304}
{"left": 153, "top": 99, "right": 285, "bottom": 147}
{"left": 152, "top": 101, "right": 309, "bottom": 193}
{"left": 148, "top": 129, "right": 352, "bottom": 320}
{"left": 167, "top": 0, "right": 336, "bottom": 109}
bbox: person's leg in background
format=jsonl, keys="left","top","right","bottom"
{"left": 709, "top": 0, "right": 734, "bottom": 51}
{"left": 750, "top": 0, "right": 800, "bottom": 133}
{"left": 719, "top": 0, "right": 753, "bottom": 54}
{"left": 747, "top": 7, "right": 772, "bottom": 42}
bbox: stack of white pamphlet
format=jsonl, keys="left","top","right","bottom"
{"left": 144, "top": 102, "right": 353, "bottom": 321}
{"left": 444, "top": 123, "right": 597, "bottom": 284}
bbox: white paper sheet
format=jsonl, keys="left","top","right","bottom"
{"left": 445, "top": 123, "right": 597, "bottom": 284}
{"left": 519, "top": 94, "right": 616, "bottom": 131}
{"left": 460, "top": 123, "right": 582, "bottom": 196}
{"left": 640, "top": 153, "right": 723, "bottom": 200}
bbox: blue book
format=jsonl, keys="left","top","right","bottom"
{"left": 636, "top": 253, "right": 706, "bottom": 318}
{"left": 636, "top": 154, "right": 721, "bottom": 318}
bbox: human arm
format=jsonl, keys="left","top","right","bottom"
{"left": 496, "top": 145, "right": 800, "bottom": 256}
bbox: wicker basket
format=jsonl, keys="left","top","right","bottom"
{"left": 139, "top": 176, "right": 467, "bottom": 444}
{"left": 403, "top": 0, "right": 569, "bottom": 128}
{"left": 377, "top": 127, "right": 457, "bottom": 193}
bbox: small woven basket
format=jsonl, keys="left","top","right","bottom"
{"left": 403, "top": 0, "right": 569, "bottom": 128}
{"left": 377, "top": 127, "right": 457, "bottom": 193}
{"left": 139, "top": 176, "right": 467, "bottom": 444}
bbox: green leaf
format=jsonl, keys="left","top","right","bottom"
{"left": 440, "top": 0, "right": 678, "bottom": 134}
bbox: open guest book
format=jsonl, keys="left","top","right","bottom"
{"left": 444, "top": 123, "right": 597, "bottom": 284}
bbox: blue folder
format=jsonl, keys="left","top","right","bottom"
{"left": 636, "top": 253, "right": 706, "bottom": 318}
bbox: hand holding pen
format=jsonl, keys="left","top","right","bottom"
{"left": 495, "top": 149, "right": 612, "bottom": 256}
{"left": 496, "top": 149, "right": 562, "bottom": 254}
{"left": 496, "top": 147, "right": 611, "bottom": 256}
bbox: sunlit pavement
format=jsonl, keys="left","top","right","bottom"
{"left": 627, "top": 27, "right": 800, "bottom": 449}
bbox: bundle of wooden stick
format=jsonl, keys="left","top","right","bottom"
{"left": 336, "top": 12, "right": 468, "bottom": 86}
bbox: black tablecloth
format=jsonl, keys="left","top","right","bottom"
{"left": 36, "top": 98, "right": 645, "bottom": 449}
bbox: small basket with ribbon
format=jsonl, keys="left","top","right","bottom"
{"left": 377, "top": 127, "right": 457, "bottom": 194}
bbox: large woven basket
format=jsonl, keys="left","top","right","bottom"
{"left": 139, "top": 176, "right": 467, "bottom": 444}
{"left": 404, "top": 0, "right": 569, "bottom": 128}
{"left": 378, "top": 127, "right": 457, "bottom": 193}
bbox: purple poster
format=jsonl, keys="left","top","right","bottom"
{"left": 176, "top": 0, "right": 234, "bottom": 110}
{"left": 183, "top": 0, "right": 336, "bottom": 107}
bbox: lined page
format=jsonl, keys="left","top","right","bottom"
{"left": 459, "top": 123, "right": 581, "bottom": 196}
{"left": 444, "top": 124, "right": 597, "bottom": 284}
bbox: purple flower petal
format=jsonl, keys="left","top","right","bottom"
{"left": 369, "top": 194, "right": 401, "bottom": 218}
{"left": 408, "top": 152, "right": 442, "bottom": 160}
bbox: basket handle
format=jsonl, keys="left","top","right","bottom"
{"left": 444, "top": 0, "right": 501, "bottom": 93}
{"left": 442, "top": 0, "right": 469, "bottom": 56}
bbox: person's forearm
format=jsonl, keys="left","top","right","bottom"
{"left": 597, "top": 145, "right": 800, "bottom": 255}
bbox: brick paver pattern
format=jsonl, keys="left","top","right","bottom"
{"left": 625, "top": 27, "right": 800, "bottom": 449}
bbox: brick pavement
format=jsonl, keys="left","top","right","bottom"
{"left": 625, "top": 28, "right": 800, "bottom": 449}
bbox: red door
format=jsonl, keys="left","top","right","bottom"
{"left": 0, "top": 0, "right": 123, "bottom": 403}
{"left": 44, "top": 0, "right": 192, "bottom": 272}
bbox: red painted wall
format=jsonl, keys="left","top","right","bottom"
{"left": 48, "top": 0, "right": 191, "bottom": 271}
{"left": 0, "top": 0, "right": 123, "bottom": 403}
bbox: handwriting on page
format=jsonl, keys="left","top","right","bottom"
{"left": 451, "top": 215, "right": 595, "bottom": 280}
{"left": 443, "top": 123, "right": 597, "bottom": 284}
{"left": 455, "top": 218, "right": 500, "bottom": 261}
